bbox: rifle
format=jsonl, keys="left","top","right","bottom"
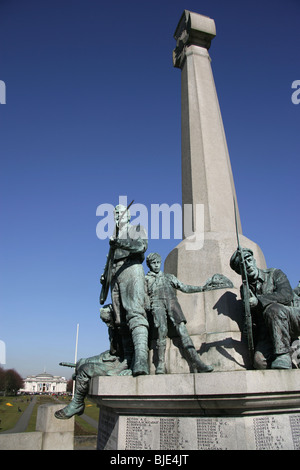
{"left": 59, "top": 362, "right": 76, "bottom": 368}
{"left": 233, "top": 198, "right": 254, "bottom": 367}
{"left": 100, "top": 200, "right": 134, "bottom": 305}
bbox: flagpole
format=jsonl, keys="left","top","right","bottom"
{"left": 72, "top": 323, "right": 79, "bottom": 398}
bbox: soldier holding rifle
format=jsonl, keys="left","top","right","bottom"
{"left": 230, "top": 248, "right": 300, "bottom": 370}
{"left": 100, "top": 203, "right": 149, "bottom": 376}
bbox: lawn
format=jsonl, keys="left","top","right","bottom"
{"left": 0, "top": 396, "right": 32, "bottom": 433}
{"left": 25, "top": 395, "right": 57, "bottom": 432}
{"left": 0, "top": 394, "right": 99, "bottom": 435}
{"left": 26, "top": 395, "right": 99, "bottom": 435}
{"left": 75, "top": 398, "right": 99, "bottom": 435}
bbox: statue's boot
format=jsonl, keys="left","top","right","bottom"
{"left": 155, "top": 339, "right": 166, "bottom": 374}
{"left": 181, "top": 334, "right": 213, "bottom": 373}
{"left": 271, "top": 353, "right": 292, "bottom": 369}
{"left": 54, "top": 372, "right": 89, "bottom": 419}
{"left": 122, "top": 334, "right": 134, "bottom": 368}
{"left": 131, "top": 325, "right": 149, "bottom": 376}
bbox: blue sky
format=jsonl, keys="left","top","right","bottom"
{"left": 0, "top": 0, "right": 299, "bottom": 379}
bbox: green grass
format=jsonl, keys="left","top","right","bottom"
{"left": 82, "top": 398, "right": 99, "bottom": 421}
{"left": 26, "top": 395, "right": 99, "bottom": 435}
{"left": 71, "top": 397, "right": 99, "bottom": 436}
{"left": 0, "top": 396, "right": 32, "bottom": 433}
{"left": 75, "top": 416, "right": 97, "bottom": 435}
{"left": 25, "top": 395, "right": 56, "bottom": 432}
{"left": 0, "top": 394, "right": 99, "bottom": 435}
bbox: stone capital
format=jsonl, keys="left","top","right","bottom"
{"left": 173, "top": 10, "right": 216, "bottom": 68}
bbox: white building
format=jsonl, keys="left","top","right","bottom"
{"left": 20, "top": 371, "right": 68, "bottom": 395}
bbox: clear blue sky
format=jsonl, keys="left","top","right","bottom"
{"left": 0, "top": 0, "right": 299, "bottom": 379}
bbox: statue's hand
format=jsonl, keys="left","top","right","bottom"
{"left": 109, "top": 236, "right": 119, "bottom": 247}
{"left": 249, "top": 293, "right": 258, "bottom": 308}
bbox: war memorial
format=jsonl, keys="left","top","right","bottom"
{"left": 56, "top": 10, "right": 300, "bottom": 451}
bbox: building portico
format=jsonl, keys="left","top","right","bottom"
{"left": 20, "top": 371, "right": 67, "bottom": 394}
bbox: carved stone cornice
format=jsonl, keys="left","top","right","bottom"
{"left": 173, "top": 10, "right": 216, "bottom": 68}
{"left": 90, "top": 370, "right": 300, "bottom": 416}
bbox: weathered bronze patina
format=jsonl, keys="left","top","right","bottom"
{"left": 101, "top": 204, "right": 149, "bottom": 377}
{"left": 230, "top": 248, "right": 300, "bottom": 370}
{"left": 55, "top": 304, "right": 132, "bottom": 419}
{"left": 145, "top": 252, "right": 233, "bottom": 374}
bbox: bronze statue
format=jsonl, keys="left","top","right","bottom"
{"left": 230, "top": 248, "right": 300, "bottom": 370}
{"left": 100, "top": 204, "right": 149, "bottom": 376}
{"left": 55, "top": 304, "right": 132, "bottom": 420}
{"left": 294, "top": 281, "right": 300, "bottom": 305}
{"left": 145, "top": 252, "right": 232, "bottom": 374}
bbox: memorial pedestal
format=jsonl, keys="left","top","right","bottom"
{"left": 89, "top": 370, "right": 300, "bottom": 450}
{"left": 88, "top": 9, "right": 300, "bottom": 453}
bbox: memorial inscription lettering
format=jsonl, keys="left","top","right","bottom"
{"left": 125, "top": 417, "right": 159, "bottom": 450}
{"left": 116, "top": 413, "right": 300, "bottom": 450}
{"left": 197, "top": 418, "right": 234, "bottom": 450}
{"left": 290, "top": 415, "right": 300, "bottom": 449}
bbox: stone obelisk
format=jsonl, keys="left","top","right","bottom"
{"left": 90, "top": 13, "right": 300, "bottom": 451}
{"left": 164, "top": 10, "right": 266, "bottom": 372}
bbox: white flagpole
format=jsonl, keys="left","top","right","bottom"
{"left": 72, "top": 323, "right": 79, "bottom": 398}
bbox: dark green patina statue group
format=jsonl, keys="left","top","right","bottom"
{"left": 55, "top": 204, "right": 300, "bottom": 420}
{"left": 230, "top": 249, "right": 300, "bottom": 370}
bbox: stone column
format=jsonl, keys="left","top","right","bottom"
{"left": 164, "top": 11, "right": 266, "bottom": 372}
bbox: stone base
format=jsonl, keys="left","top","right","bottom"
{"left": 148, "top": 331, "right": 251, "bottom": 375}
{"left": 0, "top": 403, "right": 74, "bottom": 450}
{"left": 89, "top": 370, "right": 300, "bottom": 450}
{"left": 36, "top": 404, "right": 74, "bottom": 450}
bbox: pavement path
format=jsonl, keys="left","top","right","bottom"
{"left": 1, "top": 396, "right": 38, "bottom": 434}
{"left": 79, "top": 412, "right": 98, "bottom": 429}
{"left": 1, "top": 396, "right": 98, "bottom": 434}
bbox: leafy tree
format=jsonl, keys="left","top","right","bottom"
{"left": 0, "top": 366, "right": 5, "bottom": 392}
{"left": 3, "top": 369, "right": 24, "bottom": 395}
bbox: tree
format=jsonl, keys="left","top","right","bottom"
{"left": 0, "top": 366, "right": 5, "bottom": 393}
{"left": 3, "top": 369, "right": 24, "bottom": 395}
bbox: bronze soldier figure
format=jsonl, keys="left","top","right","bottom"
{"left": 145, "top": 252, "right": 214, "bottom": 374}
{"left": 101, "top": 204, "right": 149, "bottom": 376}
{"left": 230, "top": 248, "right": 300, "bottom": 369}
